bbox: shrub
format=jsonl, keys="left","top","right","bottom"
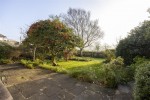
{"left": 103, "top": 49, "right": 115, "bottom": 63}
{"left": 40, "top": 63, "right": 57, "bottom": 71}
{"left": 9, "top": 48, "right": 21, "bottom": 61}
{"left": 116, "top": 21, "right": 150, "bottom": 65}
{"left": 126, "top": 57, "right": 150, "bottom": 81}
{"left": 134, "top": 62, "right": 150, "bottom": 100}
{"left": 76, "top": 51, "right": 106, "bottom": 58}
{"left": 20, "top": 59, "right": 35, "bottom": 69}
{"left": 0, "top": 59, "right": 13, "bottom": 64}
{"left": 33, "top": 59, "right": 42, "bottom": 66}
{"left": 70, "top": 71, "right": 92, "bottom": 82}
{"left": 99, "top": 57, "right": 125, "bottom": 88}
{"left": 0, "top": 42, "right": 14, "bottom": 59}
{"left": 70, "top": 57, "right": 92, "bottom": 62}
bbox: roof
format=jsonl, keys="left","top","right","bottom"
{"left": 0, "top": 34, "right": 6, "bottom": 38}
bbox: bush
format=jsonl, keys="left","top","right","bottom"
{"left": 9, "top": 48, "right": 21, "bottom": 61}
{"left": 116, "top": 21, "right": 150, "bottom": 65}
{"left": 70, "top": 71, "right": 92, "bottom": 82}
{"left": 126, "top": 57, "right": 150, "bottom": 81}
{"left": 20, "top": 59, "right": 35, "bottom": 69}
{"left": 99, "top": 57, "right": 125, "bottom": 88}
{"left": 0, "top": 42, "right": 14, "bottom": 59}
{"left": 134, "top": 62, "right": 150, "bottom": 100}
{"left": 103, "top": 49, "right": 115, "bottom": 63}
{"left": 70, "top": 57, "right": 92, "bottom": 62}
{"left": 76, "top": 51, "right": 106, "bottom": 58}
{"left": 33, "top": 59, "right": 42, "bottom": 66}
{"left": 0, "top": 59, "right": 13, "bottom": 64}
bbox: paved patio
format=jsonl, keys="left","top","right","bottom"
{"left": 0, "top": 64, "right": 133, "bottom": 100}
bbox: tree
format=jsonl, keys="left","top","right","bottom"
{"left": 95, "top": 43, "right": 101, "bottom": 52}
{"left": 116, "top": 20, "right": 150, "bottom": 65}
{"left": 23, "top": 21, "right": 44, "bottom": 61}
{"left": 62, "top": 8, "right": 104, "bottom": 56}
{"left": 26, "top": 19, "right": 82, "bottom": 66}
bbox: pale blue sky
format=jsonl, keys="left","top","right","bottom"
{"left": 0, "top": 0, "right": 150, "bottom": 46}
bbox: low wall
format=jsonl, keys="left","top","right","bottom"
{"left": 0, "top": 80, "right": 13, "bottom": 100}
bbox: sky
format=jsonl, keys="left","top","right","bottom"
{"left": 0, "top": 0, "right": 150, "bottom": 47}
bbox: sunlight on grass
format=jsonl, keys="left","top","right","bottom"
{"left": 40, "top": 58, "right": 105, "bottom": 82}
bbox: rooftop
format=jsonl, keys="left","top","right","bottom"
{"left": 0, "top": 34, "right": 6, "bottom": 38}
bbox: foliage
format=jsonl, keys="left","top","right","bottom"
{"left": 95, "top": 43, "right": 101, "bottom": 52}
{"left": 33, "top": 59, "right": 43, "bottom": 66}
{"left": 103, "top": 49, "right": 115, "bottom": 63}
{"left": 131, "top": 57, "right": 149, "bottom": 74}
{"left": 20, "top": 59, "right": 35, "bottom": 69}
{"left": 76, "top": 51, "right": 106, "bottom": 58}
{"left": 25, "top": 18, "right": 82, "bottom": 66}
{"left": 69, "top": 57, "right": 92, "bottom": 62}
{"left": 116, "top": 20, "right": 150, "bottom": 65}
{"left": 0, "top": 59, "right": 13, "bottom": 64}
{"left": 40, "top": 57, "right": 131, "bottom": 88}
{"left": 21, "top": 57, "right": 134, "bottom": 88}
{"left": 0, "top": 42, "right": 14, "bottom": 59}
{"left": 20, "top": 59, "right": 43, "bottom": 69}
{"left": 134, "top": 62, "right": 150, "bottom": 100}
{"left": 39, "top": 58, "right": 104, "bottom": 82}
{"left": 62, "top": 8, "right": 104, "bottom": 56}
{"left": 9, "top": 48, "right": 21, "bottom": 61}
{"left": 98, "top": 57, "right": 125, "bottom": 88}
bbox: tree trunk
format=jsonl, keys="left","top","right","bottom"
{"left": 33, "top": 47, "right": 37, "bottom": 61}
{"left": 51, "top": 55, "right": 57, "bottom": 66}
{"left": 79, "top": 48, "right": 83, "bottom": 57}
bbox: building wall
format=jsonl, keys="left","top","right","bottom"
{"left": 0, "top": 37, "right": 7, "bottom": 41}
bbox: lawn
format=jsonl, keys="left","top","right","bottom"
{"left": 39, "top": 57, "right": 105, "bottom": 82}
{"left": 20, "top": 57, "right": 128, "bottom": 88}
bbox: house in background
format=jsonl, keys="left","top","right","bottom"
{"left": 0, "top": 33, "right": 19, "bottom": 46}
{"left": 0, "top": 34, "right": 7, "bottom": 41}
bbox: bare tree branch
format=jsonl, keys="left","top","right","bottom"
{"left": 61, "top": 8, "right": 104, "bottom": 54}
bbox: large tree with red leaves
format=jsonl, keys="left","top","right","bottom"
{"left": 25, "top": 18, "right": 82, "bottom": 66}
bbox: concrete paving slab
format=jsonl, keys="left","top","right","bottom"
{"left": 0, "top": 64, "right": 133, "bottom": 100}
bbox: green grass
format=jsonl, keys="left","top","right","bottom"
{"left": 40, "top": 58, "right": 105, "bottom": 82}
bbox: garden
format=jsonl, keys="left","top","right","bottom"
{"left": 0, "top": 8, "right": 150, "bottom": 100}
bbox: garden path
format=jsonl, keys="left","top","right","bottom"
{"left": 0, "top": 64, "right": 133, "bottom": 100}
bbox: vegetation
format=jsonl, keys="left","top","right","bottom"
{"left": 76, "top": 51, "right": 106, "bottom": 58}
{"left": 23, "top": 18, "right": 82, "bottom": 65}
{"left": 0, "top": 42, "right": 13, "bottom": 60}
{"left": 0, "top": 59, "right": 13, "bottom": 64}
{"left": 69, "top": 57, "right": 92, "bottom": 62}
{"left": 116, "top": 20, "right": 150, "bottom": 65}
{"left": 103, "top": 49, "right": 115, "bottom": 63}
{"left": 0, "top": 42, "right": 18, "bottom": 64}
{"left": 39, "top": 58, "right": 105, "bottom": 82}
{"left": 1, "top": 8, "right": 149, "bottom": 99}
{"left": 20, "top": 59, "right": 42, "bottom": 69}
{"left": 98, "top": 57, "right": 128, "bottom": 88}
{"left": 62, "top": 8, "right": 104, "bottom": 56}
{"left": 94, "top": 43, "right": 101, "bottom": 52}
{"left": 134, "top": 62, "right": 150, "bottom": 100}
{"left": 20, "top": 57, "right": 132, "bottom": 88}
